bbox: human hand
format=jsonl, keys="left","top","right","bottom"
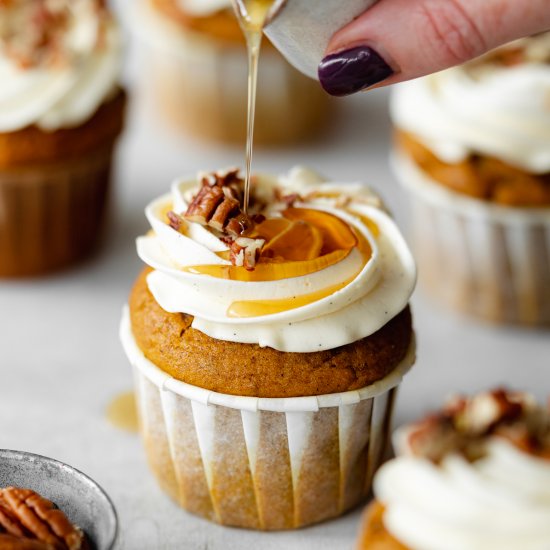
{"left": 318, "top": 0, "right": 550, "bottom": 96}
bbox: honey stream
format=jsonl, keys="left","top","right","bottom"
{"left": 233, "top": 0, "right": 278, "bottom": 212}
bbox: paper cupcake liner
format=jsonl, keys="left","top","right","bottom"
{"left": 0, "top": 144, "right": 115, "bottom": 277}
{"left": 120, "top": 308, "right": 415, "bottom": 530}
{"left": 134, "top": 1, "right": 332, "bottom": 145}
{"left": 394, "top": 152, "right": 550, "bottom": 325}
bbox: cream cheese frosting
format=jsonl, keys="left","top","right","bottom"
{"left": 374, "top": 391, "right": 550, "bottom": 550}
{"left": 376, "top": 441, "right": 550, "bottom": 550}
{"left": 0, "top": 0, "right": 122, "bottom": 132}
{"left": 136, "top": 167, "right": 416, "bottom": 353}
{"left": 391, "top": 34, "right": 550, "bottom": 174}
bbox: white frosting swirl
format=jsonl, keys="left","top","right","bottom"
{"left": 176, "top": 0, "right": 232, "bottom": 16}
{"left": 375, "top": 439, "right": 550, "bottom": 550}
{"left": 136, "top": 167, "right": 416, "bottom": 353}
{"left": 0, "top": 2, "right": 122, "bottom": 132}
{"left": 391, "top": 34, "right": 550, "bottom": 174}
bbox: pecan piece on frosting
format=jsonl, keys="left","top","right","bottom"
{"left": 182, "top": 169, "right": 258, "bottom": 240}
{"left": 0, "top": 487, "right": 88, "bottom": 550}
{"left": 230, "top": 238, "right": 265, "bottom": 271}
{"left": 184, "top": 184, "right": 225, "bottom": 225}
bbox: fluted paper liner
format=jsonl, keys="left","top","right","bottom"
{"left": 0, "top": 145, "right": 115, "bottom": 277}
{"left": 394, "top": 153, "right": 550, "bottom": 326}
{"left": 121, "top": 309, "right": 415, "bottom": 530}
{"left": 134, "top": 1, "right": 331, "bottom": 145}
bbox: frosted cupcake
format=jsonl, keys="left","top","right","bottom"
{"left": 391, "top": 33, "right": 550, "bottom": 325}
{"left": 134, "top": 0, "right": 332, "bottom": 145}
{"left": 0, "top": 0, "right": 125, "bottom": 277}
{"left": 121, "top": 166, "right": 416, "bottom": 529}
{"left": 358, "top": 388, "right": 550, "bottom": 549}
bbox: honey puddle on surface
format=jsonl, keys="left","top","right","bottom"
{"left": 106, "top": 391, "right": 139, "bottom": 433}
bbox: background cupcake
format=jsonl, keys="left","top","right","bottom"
{"left": 391, "top": 33, "right": 550, "bottom": 325}
{"left": 358, "top": 388, "right": 550, "bottom": 549}
{"left": 134, "top": 0, "right": 333, "bottom": 145}
{"left": 0, "top": 0, "right": 125, "bottom": 277}
{"left": 121, "top": 166, "right": 416, "bottom": 530}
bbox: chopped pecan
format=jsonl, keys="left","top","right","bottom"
{"left": 183, "top": 170, "right": 256, "bottom": 240}
{"left": 0, "top": 488, "right": 88, "bottom": 550}
{"left": 185, "top": 185, "right": 224, "bottom": 225}
{"left": 230, "top": 238, "right": 265, "bottom": 270}
{"left": 166, "top": 211, "right": 184, "bottom": 231}
{"left": 407, "top": 389, "right": 550, "bottom": 463}
{"left": 226, "top": 212, "right": 253, "bottom": 238}
{"left": 209, "top": 197, "right": 240, "bottom": 232}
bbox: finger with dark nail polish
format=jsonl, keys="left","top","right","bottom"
{"left": 318, "top": 46, "right": 394, "bottom": 97}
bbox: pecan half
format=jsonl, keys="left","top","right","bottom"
{"left": 0, "top": 488, "right": 88, "bottom": 550}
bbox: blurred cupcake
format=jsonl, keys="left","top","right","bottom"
{"left": 358, "top": 388, "right": 550, "bottom": 549}
{"left": 391, "top": 34, "right": 550, "bottom": 325}
{"left": 134, "top": 0, "right": 333, "bottom": 145}
{"left": 0, "top": 0, "right": 125, "bottom": 277}
{"left": 121, "top": 166, "right": 416, "bottom": 529}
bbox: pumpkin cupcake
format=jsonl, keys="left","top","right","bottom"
{"left": 391, "top": 33, "right": 550, "bottom": 325}
{"left": 358, "top": 388, "right": 550, "bottom": 549}
{"left": 134, "top": 0, "right": 333, "bottom": 145}
{"left": 121, "top": 166, "right": 416, "bottom": 530}
{"left": 0, "top": 0, "right": 125, "bottom": 277}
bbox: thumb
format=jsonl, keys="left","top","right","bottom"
{"left": 318, "top": 0, "right": 550, "bottom": 96}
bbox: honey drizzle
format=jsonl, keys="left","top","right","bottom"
{"left": 233, "top": 0, "right": 278, "bottom": 213}
{"left": 227, "top": 276, "right": 356, "bottom": 318}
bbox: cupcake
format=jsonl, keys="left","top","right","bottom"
{"left": 120, "top": 166, "right": 416, "bottom": 529}
{"left": 391, "top": 33, "right": 550, "bottom": 325}
{"left": 134, "top": 0, "right": 333, "bottom": 145}
{"left": 0, "top": 0, "right": 125, "bottom": 277}
{"left": 358, "top": 388, "right": 550, "bottom": 549}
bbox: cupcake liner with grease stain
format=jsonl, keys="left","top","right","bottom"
{"left": 394, "top": 153, "right": 550, "bottom": 326}
{"left": 121, "top": 308, "right": 416, "bottom": 530}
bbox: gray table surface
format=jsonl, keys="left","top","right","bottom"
{"left": 1, "top": 7, "right": 549, "bottom": 550}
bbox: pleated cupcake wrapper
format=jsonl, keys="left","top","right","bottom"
{"left": 120, "top": 308, "right": 415, "bottom": 530}
{"left": 394, "top": 152, "right": 550, "bottom": 326}
{"left": 0, "top": 145, "right": 115, "bottom": 277}
{"left": 133, "top": 1, "right": 331, "bottom": 145}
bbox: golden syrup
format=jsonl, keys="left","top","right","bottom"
{"left": 184, "top": 248, "right": 352, "bottom": 282}
{"left": 227, "top": 276, "right": 356, "bottom": 318}
{"left": 183, "top": 208, "right": 364, "bottom": 281}
{"left": 106, "top": 391, "right": 139, "bottom": 433}
{"left": 233, "top": 0, "right": 278, "bottom": 212}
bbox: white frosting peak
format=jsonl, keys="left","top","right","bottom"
{"left": 391, "top": 34, "right": 550, "bottom": 174}
{"left": 136, "top": 168, "right": 416, "bottom": 353}
{"left": 0, "top": 1, "right": 122, "bottom": 132}
{"left": 375, "top": 440, "right": 550, "bottom": 550}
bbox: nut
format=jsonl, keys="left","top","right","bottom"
{"left": 0, "top": 488, "right": 88, "bottom": 550}
{"left": 230, "top": 238, "right": 265, "bottom": 270}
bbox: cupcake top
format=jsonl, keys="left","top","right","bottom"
{"left": 374, "top": 389, "right": 550, "bottom": 550}
{"left": 0, "top": 0, "right": 122, "bottom": 132}
{"left": 391, "top": 33, "right": 550, "bottom": 174}
{"left": 136, "top": 167, "right": 416, "bottom": 353}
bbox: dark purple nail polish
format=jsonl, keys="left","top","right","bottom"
{"left": 318, "top": 46, "right": 393, "bottom": 96}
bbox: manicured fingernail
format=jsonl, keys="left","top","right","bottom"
{"left": 318, "top": 46, "right": 394, "bottom": 96}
